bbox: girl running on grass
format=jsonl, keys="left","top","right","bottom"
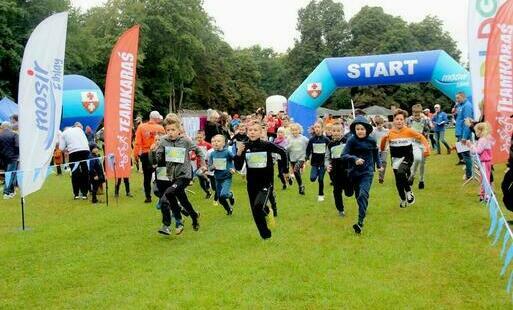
{"left": 286, "top": 123, "right": 309, "bottom": 195}
{"left": 306, "top": 121, "right": 330, "bottom": 202}
{"left": 380, "top": 109, "right": 430, "bottom": 209}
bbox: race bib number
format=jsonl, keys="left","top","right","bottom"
{"left": 313, "top": 143, "right": 326, "bottom": 154}
{"left": 330, "top": 144, "right": 344, "bottom": 159}
{"left": 213, "top": 158, "right": 227, "bottom": 170}
{"left": 165, "top": 147, "right": 186, "bottom": 163}
{"left": 246, "top": 152, "right": 267, "bottom": 168}
{"left": 156, "top": 167, "right": 169, "bottom": 181}
{"left": 392, "top": 157, "right": 405, "bottom": 170}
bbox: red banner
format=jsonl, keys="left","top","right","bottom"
{"left": 485, "top": 0, "right": 513, "bottom": 164}
{"left": 104, "top": 25, "right": 140, "bottom": 178}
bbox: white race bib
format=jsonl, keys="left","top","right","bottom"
{"left": 156, "top": 167, "right": 169, "bottom": 181}
{"left": 246, "top": 152, "right": 267, "bottom": 168}
{"left": 165, "top": 146, "right": 186, "bottom": 163}
{"left": 392, "top": 157, "right": 405, "bottom": 170}
{"left": 213, "top": 158, "right": 227, "bottom": 170}
{"left": 330, "top": 144, "right": 344, "bottom": 159}
{"left": 313, "top": 143, "right": 326, "bottom": 154}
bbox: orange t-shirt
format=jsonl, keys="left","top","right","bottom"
{"left": 134, "top": 121, "right": 165, "bottom": 156}
{"left": 54, "top": 148, "right": 64, "bottom": 165}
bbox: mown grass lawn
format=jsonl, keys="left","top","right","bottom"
{"left": 1, "top": 130, "right": 511, "bottom": 308}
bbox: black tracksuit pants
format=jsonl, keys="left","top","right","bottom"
{"left": 69, "top": 150, "right": 90, "bottom": 197}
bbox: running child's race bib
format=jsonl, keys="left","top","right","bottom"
{"left": 165, "top": 146, "right": 186, "bottom": 163}
{"left": 392, "top": 157, "right": 405, "bottom": 170}
{"left": 246, "top": 152, "right": 267, "bottom": 168}
{"left": 313, "top": 143, "right": 326, "bottom": 154}
{"left": 156, "top": 167, "right": 169, "bottom": 181}
{"left": 330, "top": 144, "right": 344, "bottom": 159}
{"left": 213, "top": 158, "right": 227, "bottom": 170}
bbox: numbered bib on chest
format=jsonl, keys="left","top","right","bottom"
{"left": 411, "top": 121, "right": 424, "bottom": 133}
{"left": 313, "top": 143, "right": 326, "bottom": 154}
{"left": 165, "top": 146, "right": 186, "bottom": 163}
{"left": 330, "top": 144, "right": 344, "bottom": 159}
{"left": 156, "top": 167, "right": 169, "bottom": 181}
{"left": 392, "top": 157, "right": 405, "bottom": 170}
{"left": 213, "top": 157, "right": 227, "bottom": 170}
{"left": 246, "top": 152, "right": 268, "bottom": 168}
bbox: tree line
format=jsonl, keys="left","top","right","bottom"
{"left": 0, "top": 0, "right": 462, "bottom": 117}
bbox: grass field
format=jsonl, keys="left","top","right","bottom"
{"left": 1, "top": 132, "right": 511, "bottom": 308}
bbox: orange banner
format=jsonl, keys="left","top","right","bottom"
{"left": 484, "top": 0, "right": 513, "bottom": 164}
{"left": 104, "top": 25, "right": 140, "bottom": 178}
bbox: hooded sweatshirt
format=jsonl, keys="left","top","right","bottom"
{"left": 155, "top": 135, "right": 204, "bottom": 181}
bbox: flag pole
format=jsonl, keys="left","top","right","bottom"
{"left": 21, "top": 197, "right": 25, "bottom": 230}
{"left": 351, "top": 99, "right": 356, "bottom": 118}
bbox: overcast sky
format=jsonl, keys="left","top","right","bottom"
{"left": 71, "top": 0, "right": 469, "bottom": 60}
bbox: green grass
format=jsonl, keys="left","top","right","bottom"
{"left": 1, "top": 130, "right": 511, "bottom": 308}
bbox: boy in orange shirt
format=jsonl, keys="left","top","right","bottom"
{"left": 380, "top": 109, "right": 430, "bottom": 208}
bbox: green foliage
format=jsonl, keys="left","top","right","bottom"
{"left": 0, "top": 0, "right": 462, "bottom": 114}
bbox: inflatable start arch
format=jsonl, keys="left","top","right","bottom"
{"left": 288, "top": 50, "right": 472, "bottom": 130}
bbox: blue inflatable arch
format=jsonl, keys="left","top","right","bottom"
{"left": 288, "top": 50, "right": 472, "bottom": 130}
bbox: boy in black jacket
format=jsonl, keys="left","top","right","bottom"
{"left": 234, "top": 121, "right": 289, "bottom": 240}
{"left": 326, "top": 124, "right": 350, "bottom": 217}
{"left": 342, "top": 116, "right": 383, "bottom": 234}
{"left": 89, "top": 144, "right": 105, "bottom": 204}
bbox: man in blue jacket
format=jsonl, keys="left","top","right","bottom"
{"left": 432, "top": 104, "right": 451, "bottom": 155}
{"left": 454, "top": 92, "right": 474, "bottom": 180}
{"left": 0, "top": 122, "right": 19, "bottom": 199}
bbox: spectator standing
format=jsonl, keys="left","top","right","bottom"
{"left": 0, "top": 122, "right": 19, "bottom": 199}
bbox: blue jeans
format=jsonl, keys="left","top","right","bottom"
{"left": 456, "top": 136, "right": 472, "bottom": 178}
{"left": 216, "top": 177, "right": 233, "bottom": 212}
{"left": 352, "top": 173, "right": 374, "bottom": 225}
{"left": 435, "top": 130, "right": 450, "bottom": 153}
{"left": 310, "top": 165, "right": 326, "bottom": 196}
{"left": 3, "top": 161, "right": 17, "bottom": 195}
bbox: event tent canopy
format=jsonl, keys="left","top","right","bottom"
{"left": 0, "top": 97, "right": 18, "bottom": 122}
{"left": 363, "top": 105, "right": 393, "bottom": 116}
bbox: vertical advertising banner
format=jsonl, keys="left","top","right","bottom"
{"left": 484, "top": 0, "right": 513, "bottom": 164}
{"left": 469, "top": 0, "right": 506, "bottom": 120}
{"left": 18, "top": 12, "right": 68, "bottom": 197}
{"left": 104, "top": 25, "right": 140, "bottom": 179}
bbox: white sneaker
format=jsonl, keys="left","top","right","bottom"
{"left": 158, "top": 225, "right": 170, "bottom": 235}
{"left": 400, "top": 200, "right": 408, "bottom": 208}
{"left": 3, "top": 194, "right": 14, "bottom": 200}
{"left": 318, "top": 195, "right": 325, "bottom": 202}
{"left": 81, "top": 195, "right": 88, "bottom": 200}
{"left": 406, "top": 191, "right": 415, "bottom": 205}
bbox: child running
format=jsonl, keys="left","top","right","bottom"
{"left": 326, "top": 123, "right": 350, "bottom": 217}
{"left": 306, "top": 121, "right": 330, "bottom": 201}
{"left": 195, "top": 130, "right": 213, "bottom": 199}
{"left": 406, "top": 104, "right": 431, "bottom": 189}
{"left": 234, "top": 121, "right": 289, "bottom": 240}
{"left": 380, "top": 109, "right": 430, "bottom": 208}
{"left": 286, "top": 123, "right": 309, "bottom": 195}
{"left": 371, "top": 116, "right": 389, "bottom": 184}
{"left": 209, "top": 134, "right": 236, "bottom": 215}
{"left": 342, "top": 116, "right": 382, "bottom": 234}
{"left": 273, "top": 127, "right": 290, "bottom": 190}
{"left": 155, "top": 118, "right": 204, "bottom": 234}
